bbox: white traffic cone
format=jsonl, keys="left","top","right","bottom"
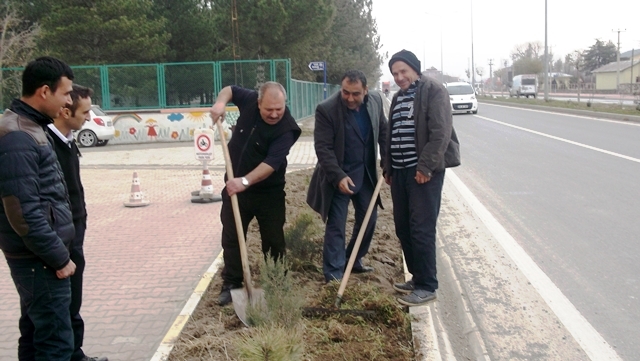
{"left": 191, "top": 167, "right": 221, "bottom": 203}
{"left": 124, "top": 171, "right": 150, "bottom": 207}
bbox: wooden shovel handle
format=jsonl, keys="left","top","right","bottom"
{"left": 336, "top": 175, "right": 385, "bottom": 307}
{"left": 215, "top": 121, "right": 254, "bottom": 300}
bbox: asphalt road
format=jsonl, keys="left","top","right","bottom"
{"left": 452, "top": 103, "right": 640, "bottom": 359}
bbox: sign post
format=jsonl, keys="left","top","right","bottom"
{"left": 308, "top": 61, "right": 327, "bottom": 99}
{"left": 191, "top": 128, "right": 221, "bottom": 203}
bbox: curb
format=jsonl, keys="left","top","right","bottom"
{"left": 479, "top": 98, "right": 640, "bottom": 123}
{"left": 149, "top": 251, "right": 224, "bottom": 361}
{"left": 436, "top": 234, "right": 491, "bottom": 361}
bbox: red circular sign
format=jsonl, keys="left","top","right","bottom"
{"left": 196, "top": 134, "right": 211, "bottom": 152}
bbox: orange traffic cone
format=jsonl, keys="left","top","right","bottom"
{"left": 191, "top": 167, "right": 222, "bottom": 203}
{"left": 124, "top": 171, "right": 150, "bottom": 207}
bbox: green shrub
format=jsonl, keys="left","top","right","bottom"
{"left": 234, "top": 324, "right": 304, "bottom": 361}
{"left": 246, "top": 255, "right": 304, "bottom": 329}
{"left": 284, "top": 213, "right": 322, "bottom": 271}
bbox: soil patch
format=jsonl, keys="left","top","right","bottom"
{"left": 168, "top": 168, "right": 413, "bottom": 360}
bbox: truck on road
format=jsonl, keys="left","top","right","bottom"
{"left": 510, "top": 74, "right": 538, "bottom": 98}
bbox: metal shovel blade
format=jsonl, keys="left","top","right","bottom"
{"left": 231, "top": 287, "right": 265, "bottom": 327}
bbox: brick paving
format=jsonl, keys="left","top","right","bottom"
{"left": 0, "top": 138, "right": 316, "bottom": 361}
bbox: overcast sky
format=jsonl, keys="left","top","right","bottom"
{"left": 372, "top": 0, "right": 640, "bottom": 83}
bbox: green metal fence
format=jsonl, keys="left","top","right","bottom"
{"left": 290, "top": 79, "right": 341, "bottom": 120}
{"left": 1, "top": 59, "right": 338, "bottom": 119}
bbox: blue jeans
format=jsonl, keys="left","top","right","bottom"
{"left": 390, "top": 167, "right": 445, "bottom": 292}
{"left": 7, "top": 257, "right": 73, "bottom": 361}
{"left": 323, "top": 178, "right": 377, "bottom": 281}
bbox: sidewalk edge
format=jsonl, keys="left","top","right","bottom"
{"left": 149, "top": 251, "right": 224, "bottom": 361}
{"left": 436, "top": 234, "right": 491, "bottom": 361}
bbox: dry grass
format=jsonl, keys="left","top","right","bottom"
{"left": 169, "top": 168, "right": 414, "bottom": 360}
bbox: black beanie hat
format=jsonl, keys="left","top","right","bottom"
{"left": 388, "top": 49, "right": 421, "bottom": 74}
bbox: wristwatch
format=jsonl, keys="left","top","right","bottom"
{"left": 241, "top": 177, "right": 250, "bottom": 188}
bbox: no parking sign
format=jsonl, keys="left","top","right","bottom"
{"left": 194, "top": 129, "right": 215, "bottom": 161}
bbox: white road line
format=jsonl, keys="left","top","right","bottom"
{"left": 447, "top": 169, "right": 622, "bottom": 361}
{"left": 475, "top": 114, "right": 640, "bottom": 164}
{"left": 482, "top": 102, "right": 640, "bottom": 126}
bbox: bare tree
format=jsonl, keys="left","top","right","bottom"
{"left": 511, "top": 42, "right": 543, "bottom": 61}
{"left": 0, "top": 1, "right": 40, "bottom": 106}
{"left": 567, "top": 50, "right": 584, "bottom": 101}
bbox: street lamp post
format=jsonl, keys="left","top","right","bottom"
{"left": 470, "top": 0, "right": 475, "bottom": 90}
{"left": 543, "top": 0, "right": 548, "bottom": 101}
{"left": 612, "top": 28, "right": 627, "bottom": 94}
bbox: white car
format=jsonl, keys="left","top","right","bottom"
{"left": 445, "top": 82, "right": 478, "bottom": 114}
{"left": 75, "top": 105, "right": 115, "bottom": 147}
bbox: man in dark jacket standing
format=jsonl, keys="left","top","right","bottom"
{"left": 209, "top": 82, "right": 301, "bottom": 306}
{"left": 47, "top": 85, "right": 108, "bottom": 361}
{"left": 307, "top": 70, "right": 387, "bottom": 282}
{"left": 385, "top": 50, "right": 460, "bottom": 306}
{"left": 0, "top": 57, "right": 77, "bottom": 360}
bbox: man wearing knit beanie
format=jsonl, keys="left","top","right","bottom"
{"left": 388, "top": 49, "right": 422, "bottom": 75}
{"left": 384, "top": 49, "right": 461, "bottom": 307}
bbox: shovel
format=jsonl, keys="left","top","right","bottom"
{"left": 215, "top": 120, "right": 264, "bottom": 326}
{"left": 302, "top": 176, "right": 384, "bottom": 319}
{"left": 334, "top": 174, "right": 385, "bottom": 308}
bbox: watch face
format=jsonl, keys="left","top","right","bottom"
{"left": 242, "top": 177, "right": 249, "bottom": 186}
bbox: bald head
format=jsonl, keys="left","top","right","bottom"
{"left": 257, "top": 82, "right": 287, "bottom": 125}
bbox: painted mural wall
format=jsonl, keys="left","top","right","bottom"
{"left": 109, "top": 108, "right": 238, "bottom": 145}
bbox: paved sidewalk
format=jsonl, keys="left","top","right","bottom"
{"left": 0, "top": 138, "right": 317, "bottom": 361}
{"left": 79, "top": 136, "right": 317, "bottom": 169}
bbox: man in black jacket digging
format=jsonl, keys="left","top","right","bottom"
{"left": 47, "top": 85, "right": 108, "bottom": 361}
{"left": 209, "top": 82, "right": 301, "bottom": 306}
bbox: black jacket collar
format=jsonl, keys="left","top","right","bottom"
{"left": 10, "top": 99, "right": 53, "bottom": 128}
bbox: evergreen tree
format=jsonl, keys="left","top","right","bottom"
{"left": 583, "top": 39, "right": 617, "bottom": 74}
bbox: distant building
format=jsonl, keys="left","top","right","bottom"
{"left": 422, "top": 66, "right": 442, "bottom": 79}
{"left": 592, "top": 54, "right": 640, "bottom": 91}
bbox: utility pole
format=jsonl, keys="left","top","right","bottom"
{"left": 631, "top": 48, "right": 635, "bottom": 92}
{"left": 470, "top": 0, "right": 475, "bottom": 91}
{"left": 543, "top": 0, "right": 548, "bottom": 101}
{"left": 612, "top": 28, "right": 626, "bottom": 94}
{"left": 488, "top": 59, "right": 494, "bottom": 92}
{"left": 440, "top": 30, "right": 444, "bottom": 83}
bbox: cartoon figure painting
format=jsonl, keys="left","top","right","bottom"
{"left": 145, "top": 119, "right": 158, "bottom": 141}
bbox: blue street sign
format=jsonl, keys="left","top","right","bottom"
{"left": 308, "top": 61, "right": 325, "bottom": 71}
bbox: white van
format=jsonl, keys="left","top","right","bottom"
{"left": 509, "top": 74, "right": 538, "bottom": 98}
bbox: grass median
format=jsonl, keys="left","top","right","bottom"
{"left": 478, "top": 94, "right": 640, "bottom": 117}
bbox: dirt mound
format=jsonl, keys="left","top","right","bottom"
{"left": 169, "top": 168, "right": 413, "bottom": 360}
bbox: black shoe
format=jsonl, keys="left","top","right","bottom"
{"left": 80, "top": 357, "right": 109, "bottom": 361}
{"left": 351, "top": 265, "right": 374, "bottom": 274}
{"left": 393, "top": 279, "right": 415, "bottom": 294}
{"left": 397, "top": 290, "right": 437, "bottom": 306}
{"left": 218, "top": 283, "right": 241, "bottom": 306}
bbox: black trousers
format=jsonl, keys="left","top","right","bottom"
{"left": 390, "top": 167, "right": 445, "bottom": 292}
{"left": 70, "top": 219, "right": 87, "bottom": 361}
{"left": 322, "top": 176, "right": 377, "bottom": 281}
{"left": 220, "top": 188, "right": 286, "bottom": 286}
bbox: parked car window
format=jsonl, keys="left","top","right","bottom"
{"left": 91, "top": 105, "right": 107, "bottom": 116}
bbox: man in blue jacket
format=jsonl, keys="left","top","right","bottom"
{"left": 0, "top": 57, "right": 77, "bottom": 360}
{"left": 307, "top": 70, "right": 387, "bottom": 282}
